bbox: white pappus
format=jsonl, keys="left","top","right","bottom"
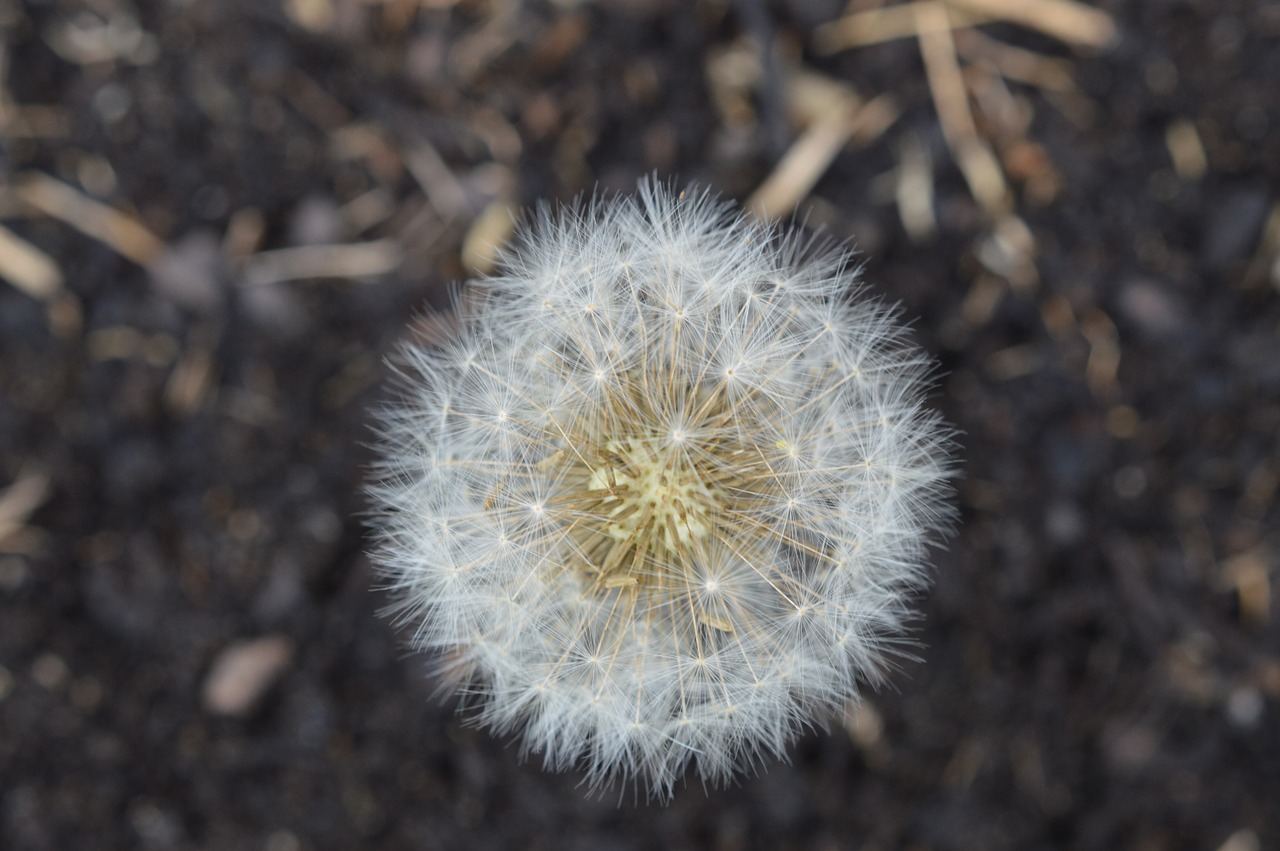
{"left": 368, "top": 179, "right": 955, "bottom": 800}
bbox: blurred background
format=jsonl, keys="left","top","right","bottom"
{"left": 1, "top": 0, "right": 1278, "bottom": 848}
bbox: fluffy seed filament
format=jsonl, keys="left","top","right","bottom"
{"left": 369, "top": 180, "right": 954, "bottom": 799}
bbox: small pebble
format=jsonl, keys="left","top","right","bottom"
{"left": 1216, "top": 829, "right": 1261, "bottom": 851}
{"left": 1225, "top": 686, "right": 1264, "bottom": 729}
{"left": 128, "top": 799, "right": 183, "bottom": 848}
{"left": 1045, "top": 501, "right": 1085, "bottom": 547}
{"left": 32, "top": 653, "right": 70, "bottom": 691}
{"left": 1119, "top": 279, "right": 1186, "bottom": 339}
{"left": 146, "top": 230, "right": 225, "bottom": 313}
{"left": 1203, "top": 186, "right": 1269, "bottom": 269}
{"left": 287, "top": 195, "right": 343, "bottom": 246}
{"left": 1114, "top": 465, "right": 1148, "bottom": 499}
{"left": 1104, "top": 723, "right": 1158, "bottom": 773}
{"left": 266, "top": 831, "right": 302, "bottom": 851}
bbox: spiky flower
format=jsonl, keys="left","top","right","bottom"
{"left": 369, "top": 180, "right": 954, "bottom": 799}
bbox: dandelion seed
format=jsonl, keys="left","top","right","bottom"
{"left": 368, "top": 178, "right": 955, "bottom": 800}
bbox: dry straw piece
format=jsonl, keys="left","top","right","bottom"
{"left": 368, "top": 180, "right": 955, "bottom": 799}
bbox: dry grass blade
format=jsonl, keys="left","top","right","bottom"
{"left": 813, "top": 1, "right": 992, "bottom": 53}
{"left": 0, "top": 223, "right": 63, "bottom": 299}
{"left": 748, "top": 94, "right": 899, "bottom": 220}
{"left": 945, "top": 0, "right": 1118, "bottom": 50}
{"left": 914, "top": 2, "right": 1009, "bottom": 216}
{"left": 954, "top": 29, "right": 1079, "bottom": 93}
{"left": 240, "top": 240, "right": 402, "bottom": 285}
{"left": 404, "top": 140, "right": 472, "bottom": 218}
{"left": 896, "top": 133, "right": 937, "bottom": 242}
{"left": 747, "top": 98, "right": 859, "bottom": 220}
{"left": 0, "top": 104, "right": 71, "bottom": 139}
{"left": 15, "top": 171, "right": 164, "bottom": 266}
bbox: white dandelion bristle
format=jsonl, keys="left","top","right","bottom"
{"left": 368, "top": 179, "right": 955, "bottom": 800}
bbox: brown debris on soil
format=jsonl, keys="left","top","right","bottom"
{"left": 1, "top": 1, "right": 1277, "bottom": 849}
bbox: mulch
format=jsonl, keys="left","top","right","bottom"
{"left": 1, "top": 0, "right": 1277, "bottom": 848}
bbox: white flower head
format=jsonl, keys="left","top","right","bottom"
{"left": 369, "top": 179, "right": 955, "bottom": 800}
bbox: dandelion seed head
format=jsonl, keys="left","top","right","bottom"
{"left": 369, "top": 179, "right": 955, "bottom": 800}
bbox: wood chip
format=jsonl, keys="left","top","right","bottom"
{"left": 1165, "top": 119, "right": 1207, "bottom": 180}
{"left": 0, "top": 223, "right": 63, "bottom": 300}
{"left": 975, "top": 214, "right": 1038, "bottom": 289}
{"left": 43, "top": 13, "right": 160, "bottom": 65}
{"left": 960, "top": 273, "right": 1006, "bottom": 328}
{"left": 1080, "top": 306, "right": 1120, "bottom": 396}
{"left": 946, "top": 0, "right": 1118, "bottom": 50}
{"left": 329, "top": 124, "right": 403, "bottom": 182}
{"left": 705, "top": 40, "right": 763, "bottom": 126}
{"left": 240, "top": 239, "right": 402, "bottom": 286}
{"left": 0, "top": 468, "right": 51, "bottom": 547}
{"left": 202, "top": 635, "right": 295, "bottom": 717}
{"left": 984, "top": 343, "right": 1040, "bottom": 380}
{"left": 0, "top": 104, "right": 72, "bottom": 139}
{"left": 15, "top": 171, "right": 164, "bottom": 266}
{"left": 339, "top": 187, "right": 397, "bottom": 233}
{"left": 86, "top": 327, "right": 177, "bottom": 365}
{"left": 785, "top": 69, "right": 860, "bottom": 126}
{"left": 1220, "top": 549, "right": 1272, "bottom": 629}
{"left": 966, "top": 64, "right": 1033, "bottom": 136}
{"left": 285, "top": 0, "right": 334, "bottom": 32}
{"left": 165, "top": 344, "right": 216, "bottom": 416}
{"left": 843, "top": 700, "right": 884, "bottom": 750}
{"left": 1243, "top": 202, "right": 1280, "bottom": 290}
{"left": 286, "top": 70, "right": 352, "bottom": 130}
{"left": 319, "top": 352, "right": 378, "bottom": 410}
{"left": 223, "top": 207, "right": 266, "bottom": 261}
{"left": 847, "top": 93, "right": 902, "bottom": 146}
{"left": 1214, "top": 829, "right": 1262, "bottom": 851}
{"left": 46, "top": 291, "right": 84, "bottom": 339}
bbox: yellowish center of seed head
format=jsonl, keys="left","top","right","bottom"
{"left": 588, "top": 438, "right": 718, "bottom": 550}
{"left": 535, "top": 375, "right": 786, "bottom": 613}
{"left": 549, "top": 412, "right": 744, "bottom": 595}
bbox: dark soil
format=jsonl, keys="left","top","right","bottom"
{"left": 2, "top": 0, "right": 1278, "bottom": 849}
